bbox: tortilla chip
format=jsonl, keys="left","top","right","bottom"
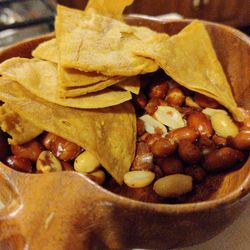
{"left": 86, "top": 0, "right": 133, "bottom": 19}
{"left": 135, "top": 20, "right": 244, "bottom": 121}
{"left": 116, "top": 76, "right": 140, "bottom": 94}
{"left": 0, "top": 78, "right": 136, "bottom": 184}
{"left": 0, "top": 58, "right": 132, "bottom": 108}
{"left": 0, "top": 103, "right": 42, "bottom": 145}
{"left": 56, "top": 5, "right": 162, "bottom": 76}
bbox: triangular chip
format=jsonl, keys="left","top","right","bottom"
{"left": 0, "top": 78, "right": 136, "bottom": 184}
{"left": 135, "top": 21, "right": 243, "bottom": 121}
{"left": 116, "top": 76, "right": 140, "bottom": 94}
{"left": 0, "top": 58, "right": 132, "bottom": 109}
{"left": 56, "top": 5, "right": 163, "bottom": 76}
{"left": 86, "top": 0, "right": 133, "bottom": 19}
{"left": 0, "top": 103, "right": 42, "bottom": 145}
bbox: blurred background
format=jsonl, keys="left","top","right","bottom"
{"left": 0, "top": 0, "right": 250, "bottom": 47}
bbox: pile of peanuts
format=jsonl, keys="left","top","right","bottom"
{"left": 0, "top": 131, "right": 106, "bottom": 185}
{"left": 126, "top": 71, "right": 250, "bottom": 199}
{"left": 0, "top": 70, "right": 249, "bottom": 202}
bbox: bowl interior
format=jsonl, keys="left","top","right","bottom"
{"left": 0, "top": 19, "right": 249, "bottom": 204}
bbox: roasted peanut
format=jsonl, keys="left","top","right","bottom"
{"left": 187, "top": 112, "right": 214, "bottom": 137}
{"left": 153, "top": 174, "right": 193, "bottom": 198}
{"left": 210, "top": 113, "right": 239, "bottom": 138}
{"left": 36, "top": 151, "right": 62, "bottom": 173}
{"left": 145, "top": 98, "right": 160, "bottom": 115}
{"left": 148, "top": 81, "right": 169, "bottom": 99}
{"left": 40, "top": 132, "right": 58, "bottom": 150}
{"left": 151, "top": 138, "right": 177, "bottom": 157}
{"left": 194, "top": 93, "right": 219, "bottom": 108}
{"left": 212, "top": 134, "right": 227, "bottom": 147}
{"left": 61, "top": 162, "right": 73, "bottom": 171}
{"left": 74, "top": 151, "right": 100, "bottom": 173}
{"left": 159, "top": 156, "right": 184, "bottom": 175}
{"left": 185, "top": 97, "right": 200, "bottom": 108}
{"left": 0, "top": 131, "right": 9, "bottom": 160}
{"left": 185, "top": 166, "right": 206, "bottom": 183}
{"left": 227, "top": 130, "right": 250, "bottom": 150}
{"left": 203, "top": 147, "right": 245, "bottom": 172}
{"left": 165, "top": 87, "right": 185, "bottom": 107}
{"left": 168, "top": 127, "right": 199, "bottom": 143}
{"left": 137, "top": 119, "right": 145, "bottom": 136}
{"left": 139, "top": 114, "right": 167, "bottom": 136}
{"left": 51, "top": 137, "right": 82, "bottom": 161}
{"left": 5, "top": 155, "right": 32, "bottom": 173}
{"left": 154, "top": 106, "right": 186, "bottom": 130}
{"left": 197, "top": 136, "right": 216, "bottom": 155}
{"left": 178, "top": 140, "right": 202, "bottom": 164}
{"left": 124, "top": 170, "right": 155, "bottom": 188}
{"left": 11, "top": 140, "right": 44, "bottom": 161}
{"left": 143, "top": 133, "right": 162, "bottom": 147}
{"left": 87, "top": 169, "right": 106, "bottom": 185}
{"left": 132, "top": 142, "right": 153, "bottom": 171}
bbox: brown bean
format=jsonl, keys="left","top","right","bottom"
{"left": 61, "top": 162, "right": 73, "bottom": 171}
{"left": 212, "top": 134, "right": 227, "bottom": 147}
{"left": 197, "top": 136, "right": 216, "bottom": 155}
{"left": 178, "top": 140, "right": 202, "bottom": 164}
{"left": 160, "top": 156, "right": 184, "bottom": 175}
{"left": 203, "top": 147, "right": 245, "bottom": 172}
{"left": 11, "top": 140, "right": 44, "bottom": 162}
{"left": 227, "top": 130, "right": 250, "bottom": 150}
{"left": 177, "top": 107, "right": 198, "bottom": 119}
{"left": 151, "top": 138, "right": 177, "bottom": 157}
{"left": 51, "top": 137, "right": 82, "bottom": 161}
{"left": 137, "top": 119, "right": 145, "bottom": 136}
{"left": 187, "top": 112, "right": 214, "bottom": 137}
{"left": 0, "top": 131, "right": 10, "bottom": 160}
{"left": 165, "top": 87, "right": 185, "bottom": 107}
{"left": 194, "top": 93, "right": 219, "bottom": 108}
{"left": 168, "top": 127, "right": 199, "bottom": 143}
{"left": 40, "top": 132, "right": 58, "bottom": 150}
{"left": 148, "top": 81, "right": 169, "bottom": 99}
{"left": 143, "top": 133, "right": 162, "bottom": 147}
{"left": 185, "top": 166, "right": 206, "bottom": 183}
{"left": 5, "top": 155, "right": 32, "bottom": 173}
{"left": 144, "top": 98, "right": 160, "bottom": 115}
{"left": 131, "top": 142, "right": 153, "bottom": 171}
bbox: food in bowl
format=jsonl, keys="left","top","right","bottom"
{"left": 0, "top": 0, "right": 249, "bottom": 204}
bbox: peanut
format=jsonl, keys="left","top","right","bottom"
{"left": 194, "top": 93, "right": 219, "bottom": 108}
{"left": 151, "top": 138, "right": 177, "bottom": 157}
{"left": 165, "top": 87, "right": 185, "bottom": 107}
{"left": 159, "top": 156, "right": 184, "bottom": 175}
{"left": 185, "top": 166, "right": 206, "bottom": 183}
{"left": 124, "top": 170, "right": 155, "bottom": 188}
{"left": 87, "top": 169, "right": 106, "bottom": 185}
{"left": 227, "top": 130, "right": 250, "bottom": 150}
{"left": 36, "top": 151, "right": 62, "bottom": 173}
{"left": 168, "top": 127, "right": 199, "bottom": 143}
{"left": 5, "top": 155, "right": 32, "bottom": 173}
{"left": 148, "top": 81, "right": 169, "bottom": 99}
{"left": 153, "top": 174, "right": 193, "bottom": 198}
{"left": 74, "top": 151, "right": 100, "bottom": 173}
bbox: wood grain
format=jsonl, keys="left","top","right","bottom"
{"left": 0, "top": 19, "right": 249, "bottom": 249}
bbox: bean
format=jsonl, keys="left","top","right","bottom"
{"left": 143, "top": 133, "right": 161, "bottom": 147}
{"left": 203, "top": 147, "right": 245, "bottom": 172}
{"left": 36, "top": 151, "right": 62, "bottom": 173}
{"left": 5, "top": 155, "right": 32, "bottom": 173}
{"left": 151, "top": 138, "right": 177, "bottom": 157}
{"left": 168, "top": 127, "right": 199, "bottom": 143}
{"left": 61, "top": 162, "right": 73, "bottom": 171}
{"left": 212, "top": 134, "right": 227, "bottom": 147}
{"left": 145, "top": 98, "right": 160, "bottom": 115}
{"left": 137, "top": 119, "right": 145, "bottom": 136}
{"left": 185, "top": 166, "right": 206, "bottom": 183}
{"left": 148, "top": 81, "right": 169, "bottom": 99}
{"left": 194, "top": 93, "right": 219, "bottom": 108}
{"left": 197, "top": 136, "right": 216, "bottom": 155}
{"left": 178, "top": 140, "right": 202, "bottom": 164}
{"left": 131, "top": 142, "right": 153, "bottom": 171}
{"left": 40, "top": 132, "right": 58, "bottom": 150}
{"left": 124, "top": 170, "right": 155, "bottom": 188}
{"left": 187, "top": 112, "right": 214, "bottom": 137}
{"left": 74, "top": 151, "right": 100, "bottom": 173}
{"left": 165, "top": 87, "right": 185, "bottom": 107}
{"left": 153, "top": 174, "right": 193, "bottom": 198}
{"left": 227, "top": 130, "right": 250, "bottom": 150}
{"left": 11, "top": 140, "right": 44, "bottom": 161}
{"left": 185, "top": 97, "right": 200, "bottom": 108}
{"left": 159, "top": 156, "right": 184, "bottom": 175}
{"left": 51, "top": 137, "right": 82, "bottom": 161}
{"left": 210, "top": 113, "right": 238, "bottom": 138}
{"left": 87, "top": 169, "right": 106, "bottom": 185}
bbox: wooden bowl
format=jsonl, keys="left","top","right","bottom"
{"left": 0, "top": 18, "right": 249, "bottom": 249}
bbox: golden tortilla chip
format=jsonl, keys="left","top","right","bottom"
{"left": 0, "top": 78, "right": 136, "bottom": 184}
{"left": 0, "top": 58, "right": 132, "bottom": 108}
{"left": 56, "top": 5, "right": 162, "bottom": 76}
{"left": 135, "top": 21, "right": 243, "bottom": 121}
{"left": 0, "top": 103, "right": 42, "bottom": 145}
{"left": 116, "top": 76, "right": 140, "bottom": 94}
{"left": 86, "top": 0, "right": 133, "bottom": 19}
